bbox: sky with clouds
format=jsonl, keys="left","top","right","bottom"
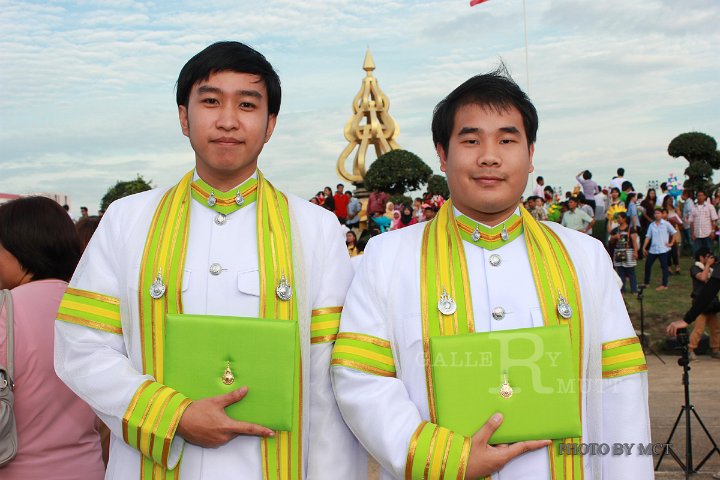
{"left": 1, "top": 0, "right": 719, "bottom": 214}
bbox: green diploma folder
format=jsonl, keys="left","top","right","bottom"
{"left": 163, "top": 314, "right": 297, "bottom": 431}
{"left": 429, "top": 324, "right": 581, "bottom": 444}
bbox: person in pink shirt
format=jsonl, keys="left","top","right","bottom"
{"left": 0, "top": 197, "right": 104, "bottom": 479}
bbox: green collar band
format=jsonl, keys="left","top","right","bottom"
{"left": 190, "top": 176, "right": 258, "bottom": 215}
{"left": 455, "top": 213, "right": 523, "bottom": 250}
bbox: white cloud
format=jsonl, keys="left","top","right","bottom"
{"left": 1, "top": 0, "right": 719, "bottom": 213}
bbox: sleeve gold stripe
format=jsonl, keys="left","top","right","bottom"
{"left": 336, "top": 332, "right": 391, "bottom": 349}
{"left": 603, "top": 364, "right": 648, "bottom": 379}
{"left": 405, "top": 422, "right": 470, "bottom": 480}
{"left": 330, "top": 359, "right": 395, "bottom": 377}
{"left": 311, "top": 335, "right": 338, "bottom": 345}
{"left": 122, "top": 380, "right": 192, "bottom": 467}
{"left": 65, "top": 287, "right": 120, "bottom": 305}
{"left": 602, "top": 336, "right": 639, "bottom": 350}
{"left": 311, "top": 306, "right": 343, "bottom": 316}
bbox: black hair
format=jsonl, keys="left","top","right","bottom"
{"left": 582, "top": 170, "right": 592, "bottom": 180}
{"left": 537, "top": 176, "right": 544, "bottom": 183}
{"left": 621, "top": 181, "right": 633, "bottom": 191}
{"left": 176, "top": 41, "right": 281, "bottom": 115}
{"left": 543, "top": 186, "right": 554, "bottom": 193}
{"left": 627, "top": 192, "right": 636, "bottom": 202}
{"left": 0, "top": 197, "right": 82, "bottom": 282}
{"left": 568, "top": 196, "right": 579, "bottom": 203}
{"left": 661, "top": 182, "right": 667, "bottom": 190}
{"left": 431, "top": 65, "right": 538, "bottom": 154}
{"left": 617, "top": 168, "right": 625, "bottom": 176}
{"left": 616, "top": 211, "right": 627, "bottom": 220}
{"left": 695, "top": 247, "right": 712, "bottom": 261}
{"left": 337, "top": 183, "right": 344, "bottom": 189}
{"left": 611, "top": 187, "right": 620, "bottom": 194}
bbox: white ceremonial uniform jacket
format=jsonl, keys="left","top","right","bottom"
{"left": 332, "top": 219, "right": 653, "bottom": 480}
{"left": 55, "top": 182, "right": 365, "bottom": 480}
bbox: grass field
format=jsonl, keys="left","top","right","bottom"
{"left": 621, "top": 252, "right": 696, "bottom": 351}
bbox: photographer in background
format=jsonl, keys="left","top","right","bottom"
{"left": 667, "top": 247, "right": 720, "bottom": 360}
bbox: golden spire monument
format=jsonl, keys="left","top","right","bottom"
{"left": 336, "top": 48, "right": 401, "bottom": 187}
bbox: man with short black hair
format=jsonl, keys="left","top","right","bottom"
{"left": 345, "top": 190, "right": 361, "bottom": 233}
{"left": 643, "top": 207, "right": 676, "bottom": 291}
{"left": 334, "top": 183, "right": 349, "bottom": 225}
{"left": 55, "top": 41, "right": 363, "bottom": 479}
{"left": 333, "top": 68, "right": 651, "bottom": 479}
{"left": 690, "top": 190, "right": 717, "bottom": 255}
{"left": 562, "top": 196, "right": 594, "bottom": 233}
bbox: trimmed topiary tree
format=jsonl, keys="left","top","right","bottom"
{"left": 364, "top": 149, "right": 433, "bottom": 195}
{"left": 100, "top": 175, "right": 153, "bottom": 211}
{"left": 668, "top": 132, "right": 720, "bottom": 194}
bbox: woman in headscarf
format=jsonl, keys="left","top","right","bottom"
{"left": 395, "top": 204, "right": 418, "bottom": 230}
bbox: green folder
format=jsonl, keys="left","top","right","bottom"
{"left": 430, "top": 324, "right": 581, "bottom": 444}
{"left": 163, "top": 314, "right": 297, "bottom": 431}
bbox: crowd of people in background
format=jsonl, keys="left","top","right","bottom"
{"left": 309, "top": 183, "right": 444, "bottom": 259}
{"left": 313, "top": 168, "right": 720, "bottom": 316}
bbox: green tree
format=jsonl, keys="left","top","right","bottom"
{"left": 100, "top": 175, "right": 153, "bottom": 211}
{"left": 668, "top": 132, "right": 720, "bottom": 194}
{"left": 426, "top": 174, "right": 450, "bottom": 199}
{"left": 364, "top": 149, "right": 433, "bottom": 195}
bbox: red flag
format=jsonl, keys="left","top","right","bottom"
{"left": 470, "top": 0, "right": 490, "bottom": 5}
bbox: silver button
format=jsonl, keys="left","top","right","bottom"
{"left": 214, "top": 213, "right": 226, "bottom": 226}
{"left": 489, "top": 254, "right": 502, "bottom": 267}
{"left": 209, "top": 263, "right": 223, "bottom": 276}
{"left": 491, "top": 306, "right": 505, "bottom": 321}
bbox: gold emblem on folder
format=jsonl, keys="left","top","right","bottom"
{"left": 222, "top": 362, "right": 235, "bottom": 385}
{"left": 499, "top": 373, "right": 513, "bottom": 398}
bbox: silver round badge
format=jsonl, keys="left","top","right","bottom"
{"left": 149, "top": 273, "right": 166, "bottom": 299}
{"left": 489, "top": 254, "right": 502, "bottom": 267}
{"left": 276, "top": 274, "right": 292, "bottom": 301}
{"left": 557, "top": 293, "right": 573, "bottom": 319}
{"left": 558, "top": 302, "right": 573, "bottom": 319}
{"left": 214, "top": 213, "right": 227, "bottom": 226}
{"left": 437, "top": 289, "right": 457, "bottom": 316}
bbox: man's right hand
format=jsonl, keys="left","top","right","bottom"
{"left": 464, "top": 413, "right": 551, "bottom": 479}
{"left": 177, "top": 387, "right": 274, "bottom": 448}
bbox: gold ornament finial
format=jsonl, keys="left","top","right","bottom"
{"left": 363, "top": 48, "right": 375, "bottom": 72}
{"left": 336, "top": 49, "right": 401, "bottom": 185}
{"left": 222, "top": 361, "right": 235, "bottom": 385}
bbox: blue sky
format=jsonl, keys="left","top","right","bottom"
{"left": 1, "top": 0, "right": 719, "bottom": 214}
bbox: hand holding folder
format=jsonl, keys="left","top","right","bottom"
{"left": 177, "top": 386, "right": 275, "bottom": 448}
{"left": 464, "top": 413, "right": 551, "bottom": 479}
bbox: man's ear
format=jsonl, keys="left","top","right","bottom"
{"left": 437, "top": 144, "right": 448, "bottom": 173}
{"left": 179, "top": 105, "right": 189, "bottom": 138}
{"left": 528, "top": 143, "right": 535, "bottom": 174}
{"left": 264, "top": 114, "right": 278, "bottom": 143}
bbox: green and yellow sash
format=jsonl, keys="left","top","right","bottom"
{"left": 126, "top": 169, "right": 302, "bottom": 479}
{"left": 416, "top": 200, "right": 585, "bottom": 480}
